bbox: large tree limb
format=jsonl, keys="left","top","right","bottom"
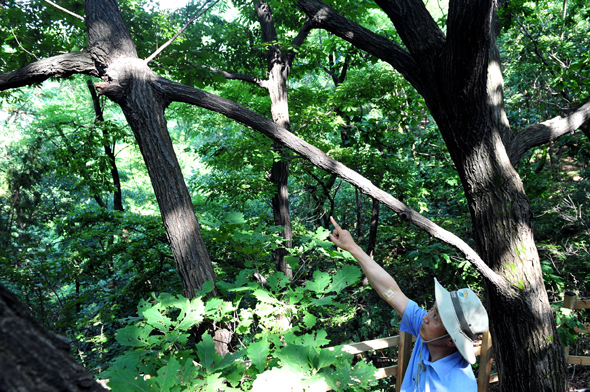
{"left": 0, "top": 52, "right": 98, "bottom": 91}
{"left": 508, "top": 99, "right": 590, "bottom": 165}
{"left": 155, "top": 76, "right": 511, "bottom": 292}
{"left": 374, "top": 0, "right": 445, "bottom": 66}
{"left": 0, "top": 283, "right": 107, "bottom": 391}
{"left": 296, "top": 0, "right": 425, "bottom": 97}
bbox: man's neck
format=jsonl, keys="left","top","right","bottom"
{"left": 426, "top": 342, "right": 458, "bottom": 362}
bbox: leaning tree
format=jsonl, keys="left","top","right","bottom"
{"left": 1, "top": 0, "right": 589, "bottom": 390}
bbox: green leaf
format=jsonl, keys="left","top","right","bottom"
{"left": 252, "top": 289, "right": 280, "bottom": 304}
{"left": 247, "top": 339, "right": 270, "bottom": 372}
{"left": 196, "top": 333, "right": 220, "bottom": 372}
{"left": 177, "top": 297, "right": 205, "bottom": 330}
{"left": 306, "top": 270, "right": 331, "bottom": 293}
{"left": 116, "top": 325, "right": 155, "bottom": 347}
{"left": 330, "top": 265, "right": 361, "bottom": 293}
{"left": 302, "top": 312, "right": 317, "bottom": 328}
{"left": 275, "top": 344, "right": 311, "bottom": 373}
{"left": 142, "top": 306, "right": 172, "bottom": 331}
{"left": 155, "top": 357, "right": 182, "bottom": 391}
{"left": 107, "top": 366, "right": 158, "bottom": 392}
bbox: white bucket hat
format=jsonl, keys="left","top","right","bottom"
{"left": 434, "top": 278, "right": 489, "bottom": 364}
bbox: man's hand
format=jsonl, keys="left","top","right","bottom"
{"left": 328, "top": 216, "right": 359, "bottom": 253}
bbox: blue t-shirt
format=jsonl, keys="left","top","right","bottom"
{"left": 399, "top": 300, "right": 477, "bottom": 392}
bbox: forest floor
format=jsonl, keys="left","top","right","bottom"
{"left": 569, "top": 365, "right": 590, "bottom": 391}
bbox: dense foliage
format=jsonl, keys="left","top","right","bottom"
{"left": 1, "top": 0, "right": 589, "bottom": 390}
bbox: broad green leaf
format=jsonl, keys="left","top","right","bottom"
{"left": 275, "top": 344, "right": 311, "bottom": 373}
{"left": 107, "top": 366, "right": 158, "bottom": 392}
{"left": 252, "top": 289, "right": 280, "bottom": 304}
{"left": 196, "top": 333, "right": 219, "bottom": 372}
{"left": 177, "top": 297, "right": 205, "bottom": 330}
{"left": 303, "top": 312, "right": 317, "bottom": 328}
{"left": 142, "top": 306, "right": 172, "bottom": 331}
{"left": 247, "top": 339, "right": 270, "bottom": 372}
{"left": 350, "top": 360, "right": 377, "bottom": 385}
{"left": 306, "top": 270, "right": 331, "bottom": 293}
{"left": 252, "top": 366, "right": 303, "bottom": 391}
{"left": 116, "top": 325, "right": 154, "bottom": 347}
{"left": 155, "top": 356, "right": 182, "bottom": 391}
{"left": 311, "top": 295, "right": 335, "bottom": 306}
{"left": 330, "top": 265, "right": 361, "bottom": 294}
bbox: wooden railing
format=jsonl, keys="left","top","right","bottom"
{"left": 327, "top": 329, "right": 497, "bottom": 392}
{"left": 563, "top": 293, "right": 590, "bottom": 366}
{"left": 325, "top": 293, "right": 589, "bottom": 391}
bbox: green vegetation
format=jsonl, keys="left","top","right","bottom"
{"left": 1, "top": 0, "right": 589, "bottom": 390}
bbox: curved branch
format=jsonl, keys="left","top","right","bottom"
{"left": 296, "top": 0, "right": 425, "bottom": 96}
{"left": 508, "top": 99, "right": 590, "bottom": 165}
{"left": 0, "top": 52, "right": 99, "bottom": 92}
{"left": 205, "top": 66, "right": 269, "bottom": 89}
{"left": 156, "top": 76, "right": 509, "bottom": 290}
{"left": 374, "top": 0, "right": 445, "bottom": 65}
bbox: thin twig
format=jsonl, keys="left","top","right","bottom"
{"left": 10, "top": 27, "right": 38, "bottom": 61}
{"left": 43, "top": 0, "right": 84, "bottom": 22}
{"left": 145, "top": 0, "right": 221, "bottom": 64}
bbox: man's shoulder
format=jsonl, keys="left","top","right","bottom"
{"left": 445, "top": 359, "right": 477, "bottom": 391}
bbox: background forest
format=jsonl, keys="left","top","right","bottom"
{"left": 1, "top": 0, "right": 589, "bottom": 390}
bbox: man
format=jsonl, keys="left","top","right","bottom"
{"left": 328, "top": 217, "right": 488, "bottom": 392}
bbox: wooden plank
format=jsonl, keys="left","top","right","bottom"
{"left": 574, "top": 300, "right": 590, "bottom": 309}
{"left": 335, "top": 336, "right": 401, "bottom": 355}
{"left": 477, "top": 330, "right": 494, "bottom": 392}
{"left": 568, "top": 356, "right": 590, "bottom": 366}
{"left": 375, "top": 365, "right": 398, "bottom": 380}
{"left": 396, "top": 331, "right": 414, "bottom": 392}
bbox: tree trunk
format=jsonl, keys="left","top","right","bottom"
{"left": 256, "top": 1, "right": 294, "bottom": 278}
{"left": 85, "top": 0, "right": 216, "bottom": 298}
{"left": 0, "top": 283, "right": 107, "bottom": 392}
{"left": 366, "top": 197, "right": 380, "bottom": 258}
{"left": 296, "top": 0, "right": 569, "bottom": 389}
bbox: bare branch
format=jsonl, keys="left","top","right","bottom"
{"left": 0, "top": 52, "right": 98, "bottom": 92}
{"left": 205, "top": 66, "right": 269, "bottom": 89}
{"left": 508, "top": 99, "right": 590, "bottom": 165}
{"left": 155, "top": 76, "right": 510, "bottom": 290}
{"left": 145, "top": 0, "right": 221, "bottom": 64}
{"left": 43, "top": 0, "right": 85, "bottom": 22}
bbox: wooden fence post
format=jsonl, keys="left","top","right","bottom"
{"left": 477, "top": 330, "right": 493, "bottom": 392}
{"left": 396, "top": 331, "right": 413, "bottom": 392}
{"left": 563, "top": 291, "right": 577, "bottom": 360}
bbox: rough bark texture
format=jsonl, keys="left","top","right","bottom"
{"left": 296, "top": 0, "right": 571, "bottom": 390}
{"left": 84, "top": 0, "right": 216, "bottom": 298}
{"left": 0, "top": 283, "right": 108, "bottom": 392}
{"left": 256, "top": 1, "right": 294, "bottom": 278}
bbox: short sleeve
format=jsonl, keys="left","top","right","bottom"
{"left": 400, "top": 299, "right": 427, "bottom": 337}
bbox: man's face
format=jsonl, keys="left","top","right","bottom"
{"left": 420, "top": 302, "right": 449, "bottom": 342}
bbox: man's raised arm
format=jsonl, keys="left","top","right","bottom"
{"left": 329, "top": 216, "right": 409, "bottom": 317}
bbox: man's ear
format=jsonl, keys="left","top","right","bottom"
{"left": 447, "top": 338, "right": 456, "bottom": 348}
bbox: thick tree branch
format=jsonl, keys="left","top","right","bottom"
{"left": 508, "top": 99, "right": 590, "bottom": 165}
{"left": 373, "top": 0, "right": 445, "bottom": 65}
{"left": 156, "top": 76, "right": 510, "bottom": 290}
{"left": 0, "top": 52, "right": 98, "bottom": 91}
{"left": 296, "top": 0, "right": 425, "bottom": 96}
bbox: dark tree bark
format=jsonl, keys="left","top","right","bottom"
{"left": 294, "top": 0, "right": 590, "bottom": 390}
{"left": 0, "top": 283, "right": 107, "bottom": 392}
{"left": 84, "top": 0, "right": 216, "bottom": 298}
{"left": 256, "top": 1, "right": 295, "bottom": 278}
